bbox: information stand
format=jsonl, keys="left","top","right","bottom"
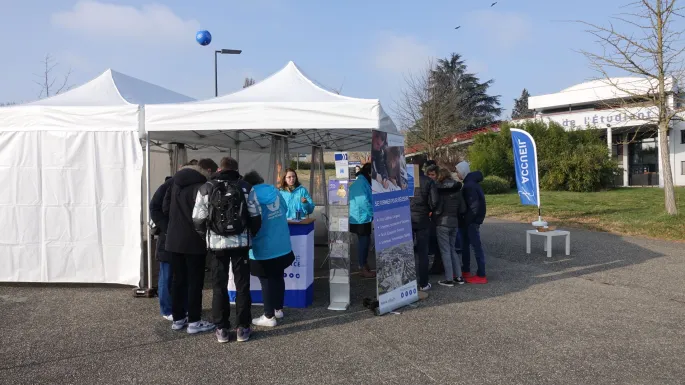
{"left": 228, "top": 218, "right": 315, "bottom": 308}
{"left": 327, "top": 174, "right": 352, "bottom": 311}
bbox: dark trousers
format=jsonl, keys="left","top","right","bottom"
{"left": 459, "top": 224, "right": 486, "bottom": 277}
{"left": 429, "top": 221, "right": 444, "bottom": 272}
{"left": 259, "top": 273, "right": 286, "bottom": 319}
{"left": 211, "top": 249, "right": 252, "bottom": 329}
{"left": 357, "top": 234, "right": 371, "bottom": 268}
{"left": 413, "top": 228, "right": 430, "bottom": 287}
{"left": 171, "top": 252, "right": 206, "bottom": 323}
{"left": 158, "top": 262, "right": 172, "bottom": 316}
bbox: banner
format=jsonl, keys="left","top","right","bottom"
{"left": 371, "top": 130, "right": 418, "bottom": 315}
{"left": 334, "top": 152, "right": 349, "bottom": 179}
{"left": 510, "top": 128, "right": 540, "bottom": 207}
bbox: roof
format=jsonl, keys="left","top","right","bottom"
{"left": 405, "top": 123, "right": 501, "bottom": 155}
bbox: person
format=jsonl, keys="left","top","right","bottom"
{"left": 243, "top": 171, "right": 295, "bottom": 328}
{"left": 163, "top": 158, "right": 218, "bottom": 334}
{"left": 424, "top": 163, "right": 444, "bottom": 275}
{"left": 410, "top": 161, "right": 439, "bottom": 291}
{"left": 279, "top": 168, "right": 315, "bottom": 220}
{"left": 434, "top": 168, "right": 465, "bottom": 286}
{"left": 349, "top": 163, "right": 376, "bottom": 278}
{"left": 192, "top": 157, "right": 261, "bottom": 343}
{"left": 149, "top": 175, "right": 175, "bottom": 320}
{"left": 456, "top": 161, "right": 488, "bottom": 284}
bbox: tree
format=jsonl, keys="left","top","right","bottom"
{"left": 243, "top": 77, "right": 256, "bottom": 88}
{"left": 0, "top": 102, "right": 16, "bottom": 107}
{"left": 511, "top": 88, "right": 535, "bottom": 119}
{"left": 33, "top": 54, "right": 72, "bottom": 99}
{"left": 395, "top": 53, "right": 502, "bottom": 159}
{"left": 577, "top": 0, "right": 683, "bottom": 215}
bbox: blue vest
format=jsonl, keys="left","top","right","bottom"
{"left": 250, "top": 184, "right": 292, "bottom": 260}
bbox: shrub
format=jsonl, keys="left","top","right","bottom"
{"left": 467, "top": 120, "right": 620, "bottom": 192}
{"left": 480, "top": 175, "right": 510, "bottom": 194}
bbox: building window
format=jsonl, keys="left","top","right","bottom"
{"left": 681, "top": 130, "right": 685, "bottom": 144}
{"left": 682, "top": 161, "right": 685, "bottom": 176}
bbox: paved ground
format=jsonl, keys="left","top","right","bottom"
{"left": 1, "top": 218, "right": 684, "bottom": 385}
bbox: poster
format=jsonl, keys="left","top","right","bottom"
{"left": 328, "top": 180, "right": 350, "bottom": 206}
{"left": 370, "top": 130, "right": 418, "bottom": 315}
{"left": 334, "top": 152, "right": 349, "bottom": 179}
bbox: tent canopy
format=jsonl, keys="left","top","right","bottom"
{"left": 0, "top": 69, "right": 194, "bottom": 132}
{"left": 145, "top": 61, "right": 398, "bottom": 153}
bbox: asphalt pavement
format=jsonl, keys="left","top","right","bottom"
{"left": 1, "top": 218, "right": 684, "bottom": 385}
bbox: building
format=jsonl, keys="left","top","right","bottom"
{"left": 526, "top": 77, "right": 685, "bottom": 187}
{"left": 404, "top": 123, "right": 501, "bottom": 165}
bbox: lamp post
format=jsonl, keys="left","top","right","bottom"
{"left": 215, "top": 49, "right": 242, "bottom": 97}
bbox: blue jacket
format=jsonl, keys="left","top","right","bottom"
{"left": 280, "top": 185, "right": 315, "bottom": 219}
{"left": 460, "top": 171, "right": 486, "bottom": 226}
{"left": 349, "top": 176, "right": 373, "bottom": 225}
{"left": 249, "top": 184, "right": 293, "bottom": 261}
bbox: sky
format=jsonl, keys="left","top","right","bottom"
{"left": 0, "top": 0, "right": 662, "bottom": 122}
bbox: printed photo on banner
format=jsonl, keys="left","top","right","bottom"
{"left": 371, "top": 131, "right": 409, "bottom": 194}
{"left": 376, "top": 242, "right": 416, "bottom": 296}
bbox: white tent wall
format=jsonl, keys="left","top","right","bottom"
{"left": 187, "top": 147, "right": 271, "bottom": 178}
{"left": 0, "top": 129, "right": 143, "bottom": 285}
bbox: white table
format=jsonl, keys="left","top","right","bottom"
{"left": 526, "top": 230, "right": 570, "bottom": 258}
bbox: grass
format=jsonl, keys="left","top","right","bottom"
{"left": 486, "top": 188, "right": 685, "bottom": 241}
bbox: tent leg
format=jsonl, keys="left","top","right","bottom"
{"left": 145, "top": 136, "right": 153, "bottom": 289}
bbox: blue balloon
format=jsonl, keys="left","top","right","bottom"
{"left": 196, "top": 30, "right": 212, "bottom": 46}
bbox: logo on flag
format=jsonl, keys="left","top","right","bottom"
{"left": 510, "top": 128, "right": 540, "bottom": 207}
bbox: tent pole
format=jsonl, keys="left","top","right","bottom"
{"left": 145, "top": 134, "right": 153, "bottom": 290}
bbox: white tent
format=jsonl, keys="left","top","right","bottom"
{"left": 145, "top": 61, "right": 398, "bottom": 153}
{"left": 0, "top": 69, "right": 193, "bottom": 285}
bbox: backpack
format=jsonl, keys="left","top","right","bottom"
{"left": 207, "top": 180, "right": 249, "bottom": 236}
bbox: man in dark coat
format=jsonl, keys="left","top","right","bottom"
{"left": 410, "top": 164, "right": 440, "bottom": 291}
{"left": 150, "top": 175, "right": 174, "bottom": 320}
{"left": 456, "top": 161, "right": 488, "bottom": 284}
{"left": 163, "top": 159, "right": 218, "bottom": 334}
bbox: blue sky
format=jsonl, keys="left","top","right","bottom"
{"left": 0, "top": 0, "right": 650, "bottom": 121}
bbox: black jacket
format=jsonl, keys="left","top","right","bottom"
{"left": 410, "top": 174, "right": 439, "bottom": 230}
{"left": 163, "top": 166, "right": 209, "bottom": 255}
{"left": 435, "top": 179, "right": 465, "bottom": 228}
{"left": 459, "top": 171, "right": 486, "bottom": 227}
{"left": 150, "top": 177, "right": 173, "bottom": 262}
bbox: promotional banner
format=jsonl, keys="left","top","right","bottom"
{"left": 371, "top": 130, "right": 418, "bottom": 315}
{"left": 334, "top": 152, "right": 349, "bottom": 179}
{"left": 510, "top": 128, "right": 540, "bottom": 207}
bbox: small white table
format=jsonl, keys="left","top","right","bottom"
{"left": 526, "top": 230, "right": 570, "bottom": 258}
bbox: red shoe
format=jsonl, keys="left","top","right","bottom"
{"left": 462, "top": 272, "right": 474, "bottom": 279}
{"left": 465, "top": 275, "right": 488, "bottom": 284}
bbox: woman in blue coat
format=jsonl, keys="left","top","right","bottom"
{"left": 349, "top": 163, "right": 375, "bottom": 278}
{"left": 279, "top": 168, "right": 315, "bottom": 220}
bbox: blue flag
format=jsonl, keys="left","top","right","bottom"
{"left": 510, "top": 128, "right": 540, "bottom": 207}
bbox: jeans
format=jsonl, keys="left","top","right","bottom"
{"left": 455, "top": 230, "right": 462, "bottom": 253}
{"left": 158, "top": 262, "right": 172, "bottom": 316}
{"left": 357, "top": 234, "right": 371, "bottom": 268}
{"left": 413, "top": 228, "right": 430, "bottom": 287}
{"left": 429, "top": 221, "right": 443, "bottom": 271}
{"left": 259, "top": 273, "right": 286, "bottom": 319}
{"left": 436, "top": 226, "right": 462, "bottom": 282}
{"left": 171, "top": 252, "right": 206, "bottom": 323}
{"left": 211, "top": 249, "right": 252, "bottom": 329}
{"left": 459, "top": 224, "right": 486, "bottom": 277}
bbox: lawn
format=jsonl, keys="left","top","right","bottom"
{"left": 486, "top": 188, "right": 685, "bottom": 241}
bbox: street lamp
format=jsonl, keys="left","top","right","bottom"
{"left": 215, "top": 49, "right": 242, "bottom": 97}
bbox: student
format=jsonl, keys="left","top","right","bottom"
{"left": 434, "top": 169, "right": 465, "bottom": 286}
{"left": 349, "top": 163, "right": 376, "bottom": 278}
{"left": 163, "top": 158, "right": 218, "bottom": 334}
{"left": 279, "top": 168, "right": 315, "bottom": 220}
{"left": 243, "top": 171, "right": 295, "bottom": 328}
{"left": 410, "top": 162, "right": 440, "bottom": 291}
{"left": 193, "top": 157, "right": 261, "bottom": 343}
{"left": 456, "top": 161, "right": 488, "bottom": 284}
{"left": 149, "top": 176, "right": 175, "bottom": 320}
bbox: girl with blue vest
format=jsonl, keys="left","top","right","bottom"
{"left": 279, "top": 169, "right": 315, "bottom": 220}
{"left": 243, "top": 171, "right": 295, "bottom": 328}
{"left": 349, "top": 163, "right": 376, "bottom": 278}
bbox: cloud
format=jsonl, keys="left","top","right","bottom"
{"left": 51, "top": 1, "right": 200, "bottom": 45}
{"left": 372, "top": 32, "right": 435, "bottom": 75}
{"left": 464, "top": 10, "right": 532, "bottom": 50}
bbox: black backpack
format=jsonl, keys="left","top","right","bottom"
{"left": 207, "top": 180, "right": 249, "bottom": 236}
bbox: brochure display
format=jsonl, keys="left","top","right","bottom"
{"left": 327, "top": 179, "right": 352, "bottom": 311}
{"left": 228, "top": 219, "right": 315, "bottom": 308}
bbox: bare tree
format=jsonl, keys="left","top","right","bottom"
{"left": 33, "top": 54, "right": 72, "bottom": 99}
{"left": 243, "top": 77, "right": 256, "bottom": 88}
{"left": 578, "top": 0, "right": 684, "bottom": 215}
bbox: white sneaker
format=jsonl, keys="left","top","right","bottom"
{"left": 171, "top": 317, "right": 187, "bottom": 331}
{"left": 252, "top": 315, "right": 277, "bottom": 327}
{"left": 274, "top": 309, "right": 284, "bottom": 319}
{"left": 162, "top": 314, "right": 173, "bottom": 321}
{"left": 420, "top": 283, "right": 432, "bottom": 291}
{"left": 187, "top": 320, "right": 216, "bottom": 334}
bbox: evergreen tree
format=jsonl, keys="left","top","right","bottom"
{"left": 511, "top": 88, "right": 534, "bottom": 119}
{"left": 243, "top": 77, "right": 256, "bottom": 88}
